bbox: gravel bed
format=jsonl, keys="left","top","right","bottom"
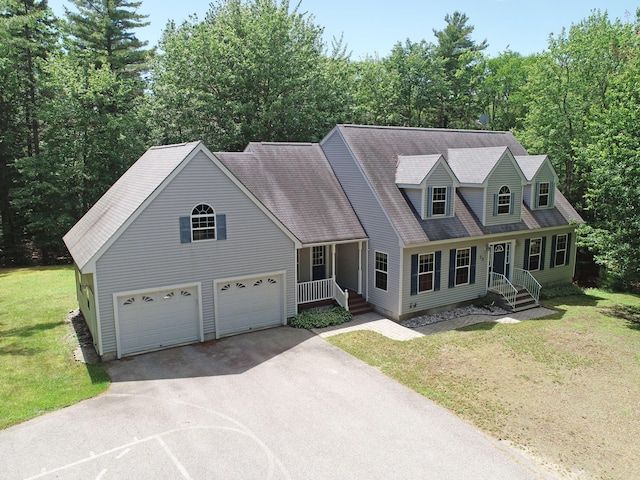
{"left": 400, "top": 304, "right": 510, "bottom": 328}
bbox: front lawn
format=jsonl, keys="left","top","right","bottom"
{"left": 0, "top": 266, "right": 109, "bottom": 429}
{"left": 329, "top": 290, "right": 640, "bottom": 480}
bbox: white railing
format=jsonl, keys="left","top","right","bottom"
{"left": 513, "top": 268, "right": 541, "bottom": 304}
{"left": 333, "top": 280, "right": 349, "bottom": 311}
{"left": 297, "top": 278, "right": 333, "bottom": 304}
{"left": 296, "top": 278, "right": 350, "bottom": 311}
{"left": 489, "top": 272, "right": 518, "bottom": 309}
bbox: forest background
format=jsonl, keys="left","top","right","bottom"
{"left": 2, "top": 0, "right": 639, "bottom": 289}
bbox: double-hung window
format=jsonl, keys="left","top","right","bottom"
{"left": 375, "top": 252, "right": 388, "bottom": 291}
{"left": 537, "top": 182, "right": 550, "bottom": 207}
{"left": 455, "top": 248, "right": 471, "bottom": 285}
{"left": 554, "top": 234, "right": 568, "bottom": 266}
{"left": 497, "top": 186, "right": 511, "bottom": 214}
{"left": 528, "top": 238, "right": 542, "bottom": 270}
{"left": 418, "top": 253, "right": 434, "bottom": 292}
{"left": 431, "top": 187, "right": 447, "bottom": 216}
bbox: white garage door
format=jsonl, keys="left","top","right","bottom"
{"left": 117, "top": 285, "right": 201, "bottom": 357}
{"left": 216, "top": 273, "right": 284, "bottom": 337}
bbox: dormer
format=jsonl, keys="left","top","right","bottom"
{"left": 515, "top": 155, "right": 559, "bottom": 209}
{"left": 395, "top": 154, "right": 459, "bottom": 220}
{"left": 447, "top": 146, "right": 527, "bottom": 226}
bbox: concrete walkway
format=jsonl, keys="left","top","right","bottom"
{"left": 313, "top": 306, "right": 556, "bottom": 340}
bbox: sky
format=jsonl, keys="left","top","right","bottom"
{"left": 47, "top": 0, "right": 637, "bottom": 58}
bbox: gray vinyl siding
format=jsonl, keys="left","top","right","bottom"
{"left": 523, "top": 184, "right": 533, "bottom": 208}
{"left": 95, "top": 151, "right": 295, "bottom": 355}
{"left": 514, "top": 227, "right": 577, "bottom": 286}
{"left": 532, "top": 162, "right": 556, "bottom": 209}
{"left": 404, "top": 188, "right": 423, "bottom": 217}
{"left": 401, "top": 240, "right": 488, "bottom": 318}
{"left": 459, "top": 187, "right": 484, "bottom": 221}
{"left": 427, "top": 163, "right": 454, "bottom": 186}
{"left": 75, "top": 266, "right": 98, "bottom": 349}
{"left": 322, "top": 131, "right": 401, "bottom": 316}
{"left": 485, "top": 156, "right": 523, "bottom": 226}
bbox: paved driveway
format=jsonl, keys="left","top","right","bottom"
{"left": 0, "top": 327, "right": 555, "bottom": 479}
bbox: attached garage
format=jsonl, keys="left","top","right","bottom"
{"left": 215, "top": 272, "right": 286, "bottom": 338}
{"left": 115, "top": 284, "right": 203, "bottom": 357}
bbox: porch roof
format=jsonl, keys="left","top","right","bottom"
{"left": 214, "top": 143, "right": 367, "bottom": 245}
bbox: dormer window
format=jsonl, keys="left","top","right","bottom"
{"left": 497, "top": 186, "right": 511, "bottom": 214}
{"left": 537, "top": 182, "right": 550, "bottom": 207}
{"left": 431, "top": 187, "right": 447, "bottom": 216}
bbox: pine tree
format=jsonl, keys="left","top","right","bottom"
{"left": 64, "top": 0, "right": 150, "bottom": 76}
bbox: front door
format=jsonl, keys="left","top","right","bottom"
{"left": 489, "top": 243, "right": 510, "bottom": 286}
{"left": 312, "top": 246, "right": 326, "bottom": 280}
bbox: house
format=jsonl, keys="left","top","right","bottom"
{"left": 64, "top": 125, "right": 582, "bottom": 360}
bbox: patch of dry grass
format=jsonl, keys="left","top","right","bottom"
{"left": 329, "top": 290, "right": 640, "bottom": 479}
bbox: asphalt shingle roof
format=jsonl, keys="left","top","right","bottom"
{"left": 447, "top": 146, "right": 509, "bottom": 184}
{"left": 63, "top": 141, "right": 201, "bottom": 270}
{"left": 215, "top": 142, "right": 367, "bottom": 245}
{"left": 515, "top": 155, "right": 548, "bottom": 181}
{"left": 333, "top": 124, "right": 581, "bottom": 245}
{"left": 395, "top": 154, "right": 443, "bottom": 185}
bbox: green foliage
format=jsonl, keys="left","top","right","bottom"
{"left": 0, "top": 266, "right": 110, "bottom": 429}
{"left": 289, "top": 307, "right": 352, "bottom": 329}
{"left": 148, "top": 0, "right": 342, "bottom": 150}
{"left": 539, "top": 283, "right": 585, "bottom": 300}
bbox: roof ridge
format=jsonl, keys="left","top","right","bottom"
{"left": 339, "top": 124, "right": 511, "bottom": 135}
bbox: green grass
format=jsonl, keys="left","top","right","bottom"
{"left": 0, "top": 266, "right": 110, "bottom": 430}
{"left": 328, "top": 289, "right": 640, "bottom": 479}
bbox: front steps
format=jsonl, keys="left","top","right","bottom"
{"left": 348, "top": 292, "right": 374, "bottom": 315}
{"left": 489, "top": 286, "right": 539, "bottom": 312}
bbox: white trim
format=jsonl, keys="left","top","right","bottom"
{"left": 430, "top": 186, "right": 448, "bottom": 217}
{"left": 417, "top": 252, "right": 436, "bottom": 293}
{"left": 213, "top": 270, "right": 287, "bottom": 340}
{"left": 113, "top": 282, "right": 203, "bottom": 359}
{"left": 454, "top": 247, "right": 472, "bottom": 287}
{"left": 93, "top": 273, "right": 104, "bottom": 356}
{"left": 83, "top": 143, "right": 302, "bottom": 272}
{"left": 486, "top": 240, "right": 515, "bottom": 288}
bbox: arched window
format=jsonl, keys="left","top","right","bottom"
{"left": 497, "top": 186, "right": 511, "bottom": 214}
{"left": 191, "top": 204, "right": 216, "bottom": 241}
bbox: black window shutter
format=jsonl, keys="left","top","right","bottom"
{"left": 523, "top": 239, "right": 531, "bottom": 269}
{"left": 540, "top": 237, "right": 547, "bottom": 271}
{"left": 446, "top": 186, "right": 452, "bottom": 216}
{"left": 179, "top": 217, "right": 191, "bottom": 243}
{"left": 470, "top": 246, "right": 477, "bottom": 284}
{"left": 434, "top": 251, "right": 442, "bottom": 291}
{"left": 216, "top": 214, "right": 227, "bottom": 240}
{"left": 410, "top": 254, "right": 418, "bottom": 295}
{"left": 535, "top": 182, "right": 540, "bottom": 208}
{"left": 448, "top": 249, "right": 456, "bottom": 288}
{"left": 509, "top": 192, "right": 515, "bottom": 214}
{"left": 426, "top": 186, "right": 433, "bottom": 218}
{"left": 493, "top": 194, "right": 498, "bottom": 216}
{"left": 550, "top": 235, "right": 557, "bottom": 268}
{"left": 566, "top": 233, "right": 572, "bottom": 265}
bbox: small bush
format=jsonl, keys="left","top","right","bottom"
{"left": 289, "top": 307, "right": 353, "bottom": 329}
{"left": 539, "top": 283, "right": 585, "bottom": 300}
{"left": 472, "top": 295, "right": 495, "bottom": 308}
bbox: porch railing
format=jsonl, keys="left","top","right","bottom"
{"left": 333, "top": 280, "right": 349, "bottom": 311}
{"left": 513, "top": 268, "right": 541, "bottom": 304}
{"left": 298, "top": 278, "right": 333, "bottom": 304}
{"left": 489, "top": 272, "right": 518, "bottom": 309}
{"left": 297, "top": 278, "right": 350, "bottom": 311}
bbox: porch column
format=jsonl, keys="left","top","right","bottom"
{"left": 331, "top": 243, "right": 336, "bottom": 281}
{"left": 358, "top": 241, "right": 363, "bottom": 294}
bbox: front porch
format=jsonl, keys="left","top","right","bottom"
{"left": 296, "top": 241, "right": 371, "bottom": 314}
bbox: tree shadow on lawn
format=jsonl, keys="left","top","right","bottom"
{"left": 1, "top": 321, "right": 64, "bottom": 339}
{"left": 601, "top": 305, "right": 640, "bottom": 332}
{"left": 456, "top": 322, "right": 499, "bottom": 332}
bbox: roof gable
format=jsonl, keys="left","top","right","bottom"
{"left": 515, "top": 155, "right": 558, "bottom": 183}
{"left": 448, "top": 146, "right": 526, "bottom": 185}
{"left": 63, "top": 142, "right": 202, "bottom": 270}
{"left": 395, "top": 154, "right": 459, "bottom": 187}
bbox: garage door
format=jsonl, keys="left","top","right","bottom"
{"left": 116, "top": 285, "right": 201, "bottom": 357}
{"left": 215, "top": 273, "right": 284, "bottom": 337}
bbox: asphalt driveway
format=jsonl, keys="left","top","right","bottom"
{"left": 0, "top": 327, "right": 555, "bottom": 479}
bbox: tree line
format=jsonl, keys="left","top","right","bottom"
{"left": 1, "top": 0, "right": 639, "bottom": 289}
